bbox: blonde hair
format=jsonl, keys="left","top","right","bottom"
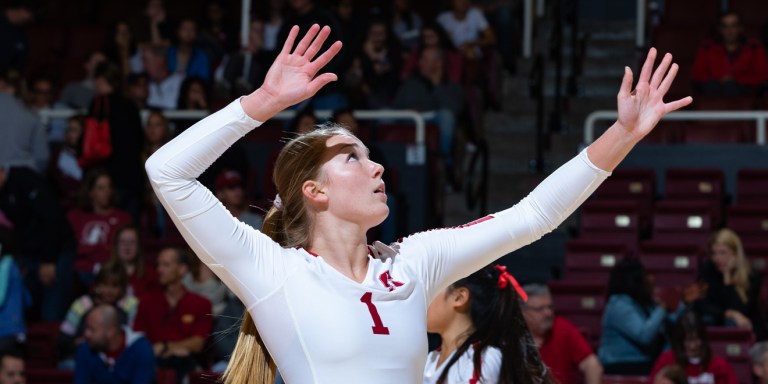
{"left": 710, "top": 228, "right": 751, "bottom": 303}
{"left": 224, "top": 124, "right": 355, "bottom": 384}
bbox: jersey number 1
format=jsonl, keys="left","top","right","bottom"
{"left": 360, "top": 292, "right": 390, "bottom": 335}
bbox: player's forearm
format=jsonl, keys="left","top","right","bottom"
{"left": 586, "top": 121, "right": 641, "bottom": 172}
{"left": 168, "top": 336, "right": 206, "bottom": 354}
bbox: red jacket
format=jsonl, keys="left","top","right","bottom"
{"left": 692, "top": 37, "right": 768, "bottom": 85}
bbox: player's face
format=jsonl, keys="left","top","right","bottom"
{"left": 318, "top": 135, "right": 388, "bottom": 228}
{"left": 426, "top": 287, "right": 455, "bottom": 334}
{"left": 711, "top": 243, "right": 736, "bottom": 274}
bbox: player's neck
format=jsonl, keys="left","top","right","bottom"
{"left": 309, "top": 224, "right": 369, "bottom": 283}
{"left": 437, "top": 317, "right": 475, "bottom": 366}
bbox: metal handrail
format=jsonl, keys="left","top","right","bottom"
{"left": 37, "top": 108, "right": 435, "bottom": 146}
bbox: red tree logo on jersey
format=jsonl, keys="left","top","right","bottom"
{"left": 378, "top": 271, "right": 403, "bottom": 292}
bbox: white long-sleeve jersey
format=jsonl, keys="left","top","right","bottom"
{"left": 423, "top": 346, "right": 502, "bottom": 384}
{"left": 145, "top": 100, "right": 610, "bottom": 384}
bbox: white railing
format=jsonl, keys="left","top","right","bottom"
{"left": 583, "top": 110, "right": 768, "bottom": 145}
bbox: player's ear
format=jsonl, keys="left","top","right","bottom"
{"left": 451, "top": 287, "right": 470, "bottom": 312}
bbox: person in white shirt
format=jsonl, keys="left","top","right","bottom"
{"left": 143, "top": 45, "right": 184, "bottom": 110}
{"left": 424, "top": 265, "right": 553, "bottom": 384}
{"left": 436, "top": 0, "right": 496, "bottom": 59}
{"left": 145, "top": 24, "right": 691, "bottom": 384}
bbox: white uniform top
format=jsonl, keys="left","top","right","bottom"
{"left": 437, "top": 7, "right": 490, "bottom": 49}
{"left": 145, "top": 100, "right": 610, "bottom": 384}
{"left": 423, "top": 346, "right": 501, "bottom": 384}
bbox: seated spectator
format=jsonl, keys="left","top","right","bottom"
{"left": 390, "top": 0, "right": 423, "bottom": 52}
{"left": 176, "top": 76, "right": 209, "bottom": 111}
{"left": 110, "top": 224, "right": 159, "bottom": 298}
{"left": 215, "top": 169, "right": 264, "bottom": 229}
{"left": 198, "top": 0, "right": 237, "bottom": 63}
{"left": 168, "top": 18, "right": 211, "bottom": 81}
{"left": 0, "top": 244, "right": 27, "bottom": 356}
{"left": 0, "top": 166, "right": 76, "bottom": 322}
{"left": 599, "top": 259, "right": 696, "bottom": 375}
{"left": 653, "top": 365, "right": 688, "bottom": 384}
{"left": 143, "top": 44, "right": 185, "bottom": 109}
{"left": 693, "top": 11, "right": 768, "bottom": 97}
{"left": 134, "top": 247, "right": 212, "bottom": 384}
{"left": 288, "top": 105, "right": 318, "bottom": 134}
{"left": 104, "top": 21, "right": 143, "bottom": 76}
{"left": 522, "top": 283, "right": 603, "bottom": 384}
{"left": 130, "top": 0, "right": 173, "bottom": 47}
{"left": 0, "top": 69, "right": 49, "bottom": 173}
{"left": 393, "top": 46, "right": 464, "bottom": 169}
{"left": 402, "top": 21, "right": 463, "bottom": 83}
{"left": 649, "top": 310, "right": 738, "bottom": 383}
{"left": 436, "top": 0, "right": 496, "bottom": 60}
{"left": 183, "top": 255, "right": 228, "bottom": 316}
{"left": 47, "top": 115, "right": 84, "bottom": 211}
{"left": 0, "top": 351, "right": 24, "bottom": 384}
{"left": 0, "top": 3, "right": 33, "bottom": 74}
{"left": 67, "top": 169, "right": 132, "bottom": 278}
{"left": 58, "top": 260, "right": 138, "bottom": 368}
{"left": 29, "top": 76, "right": 69, "bottom": 144}
{"left": 125, "top": 72, "right": 150, "bottom": 110}
{"left": 59, "top": 51, "right": 107, "bottom": 110}
{"left": 263, "top": 0, "right": 287, "bottom": 54}
{"left": 694, "top": 228, "right": 766, "bottom": 340}
{"left": 353, "top": 18, "right": 402, "bottom": 108}
{"left": 214, "top": 18, "right": 272, "bottom": 98}
{"left": 74, "top": 305, "right": 155, "bottom": 384}
{"left": 751, "top": 341, "right": 768, "bottom": 383}
{"left": 141, "top": 109, "right": 172, "bottom": 162}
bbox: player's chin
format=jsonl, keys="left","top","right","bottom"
{"left": 371, "top": 205, "right": 390, "bottom": 226}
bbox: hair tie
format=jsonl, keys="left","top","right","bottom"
{"left": 274, "top": 194, "right": 283, "bottom": 211}
{"left": 494, "top": 265, "right": 528, "bottom": 302}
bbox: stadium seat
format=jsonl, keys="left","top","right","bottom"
{"left": 549, "top": 280, "right": 606, "bottom": 348}
{"left": 730, "top": 0, "right": 768, "bottom": 28}
{"left": 26, "top": 322, "right": 61, "bottom": 369}
{"left": 593, "top": 168, "right": 656, "bottom": 203}
{"left": 638, "top": 242, "right": 701, "bottom": 287}
{"left": 651, "top": 201, "right": 715, "bottom": 245}
{"left": 26, "top": 368, "right": 75, "bottom": 384}
{"left": 736, "top": 169, "right": 768, "bottom": 205}
{"left": 727, "top": 204, "right": 768, "bottom": 246}
{"left": 662, "top": 0, "right": 719, "bottom": 26}
{"left": 578, "top": 200, "right": 643, "bottom": 247}
{"left": 706, "top": 327, "right": 755, "bottom": 384}
{"left": 664, "top": 168, "right": 725, "bottom": 202}
{"left": 745, "top": 243, "right": 768, "bottom": 274}
{"left": 564, "top": 240, "right": 630, "bottom": 282}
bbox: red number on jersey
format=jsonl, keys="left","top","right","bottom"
{"left": 360, "top": 292, "right": 390, "bottom": 335}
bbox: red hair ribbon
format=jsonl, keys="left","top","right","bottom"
{"left": 494, "top": 265, "right": 528, "bottom": 302}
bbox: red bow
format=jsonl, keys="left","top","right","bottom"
{"left": 494, "top": 265, "right": 528, "bottom": 302}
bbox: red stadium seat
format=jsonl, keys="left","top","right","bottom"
{"left": 638, "top": 242, "right": 701, "bottom": 287}
{"left": 729, "top": 0, "right": 768, "bottom": 28}
{"left": 727, "top": 204, "right": 768, "bottom": 246}
{"left": 549, "top": 280, "right": 606, "bottom": 348}
{"left": 26, "top": 368, "right": 75, "bottom": 384}
{"left": 706, "top": 327, "right": 755, "bottom": 384}
{"left": 578, "top": 200, "right": 643, "bottom": 247}
{"left": 651, "top": 201, "right": 715, "bottom": 245}
{"left": 594, "top": 168, "right": 656, "bottom": 202}
{"left": 564, "top": 240, "right": 630, "bottom": 282}
{"left": 664, "top": 168, "right": 725, "bottom": 202}
{"left": 736, "top": 169, "right": 768, "bottom": 205}
{"left": 745, "top": 243, "right": 768, "bottom": 274}
{"left": 662, "top": 0, "right": 719, "bottom": 26}
{"left": 26, "top": 322, "right": 61, "bottom": 369}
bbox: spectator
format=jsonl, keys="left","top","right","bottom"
{"left": 751, "top": 341, "right": 768, "bottom": 383}
{"left": 27, "top": 77, "right": 55, "bottom": 112}
{"left": 125, "top": 72, "right": 150, "bottom": 109}
{"left": 47, "top": 115, "right": 84, "bottom": 211}
{"left": 288, "top": 105, "right": 318, "bottom": 134}
{"left": 142, "top": 110, "right": 171, "bottom": 162}
{"left": 0, "top": 246, "right": 27, "bottom": 357}
{"left": 390, "top": 0, "right": 423, "bottom": 52}
{"left": 110, "top": 224, "right": 159, "bottom": 298}
{"left": 694, "top": 228, "right": 766, "bottom": 340}
{"left": 436, "top": 0, "right": 497, "bottom": 60}
{"left": 0, "top": 69, "right": 49, "bottom": 173}
{"left": 59, "top": 52, "right": 107, "bottom": 110}
{"left": 0, "top": 2, "right": 33, "bottom": 73}
{"left": 74, "top": 305, "right": 156, "bottom": 384}
{"left": 168, "top": 18, "right": 211, "bottom": 81}
{"left": 215, "top": 19, "right": 272, "bottom": 98}
{"left": 521, "top": 283, "right": 603, "bottom": 384}
{"left": 692, "top": 11, "right": 768, "bottom": 96}
{"left": 599, "top": 258, "right": 695, "bottom": 375}
{"left": 653, "top": 365, "right": 688, "bottom": 384}
{"left": 215, "top": 169, "right": 264, "bottom": 230}
{"left": 176, "top": 76, "right": 209, "bottom": 110}
{"left": 0, "top": 351, "right": 24, "bottom": 384}
{"left": 0, "top": 166, "right": 76, "bottom": 322}
{"left": 393, "top": 46, "right": 464, "bottom": 169}
{"left": 198, "top": 0, "right": 237, "bottom": 62}
{"left": 131, "top": 0, "right": 173, "bottom": 47}
{"left": 649, "top": 310, "right": 738, "bottom": 384}
{"left": 474, "top": 0, "right": 521, "bottom": 73}
{"left": 144, "top": 44, "right": 185, "bottom": 109}
{"left": 355, "top": 18, "right": 402, "bottom": 108}
{"left": 402, "top": 21, "right": 463, "bottom": 83}
{"left": 104, "top": 21, "right": 143, "bottom": 76}
{"left": 88, "top": 61, "right": 145, "bottom": 217}
{"left": 67, "top": 169, "right": 132, "bottom": 279}
{"left": 58, "top": 260, "right": 139, "bottom": 368}
{"left": 134, "top": 247, "right": 212, "bottom": 383}
{"left": 263, "top": 0, "right": 287, "bottom": 54}
{"left": 140, "top": 110, "right": 174, "bottom": 240}
{"left": 332, "top": 0, "right": 365, "bottom": 61}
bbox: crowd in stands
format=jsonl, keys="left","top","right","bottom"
{"left": 1, "top": 0, "right": 768, "bottom": 383}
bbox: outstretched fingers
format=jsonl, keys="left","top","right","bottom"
{"left": 304, "top": 25, "right": 331, "bottom": 61}
{"left": 280, "top": 26, "right": 300, "bottom": 57}
{"left": 665, "top": 96, "right": 693, "bottom": 113}
{"left": 657, "top": 62, "right": 679, "bottom": 96}
{"left": 618, "top": 66, "right": 634, "bottom": 99}
{"left": 293, "top": 24, "right": 321, "bottom": 56}
{"left": 650, "top": 52, "right": 672, "bottom": 90}
{"left": 307, "top": 73, "right": 339, "bottom": 96}
{"left": 310, "top": 40, "right": 342, "bottom": 74}
{"left": 637, "top": 47, "right": 657, "bottom": 86}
